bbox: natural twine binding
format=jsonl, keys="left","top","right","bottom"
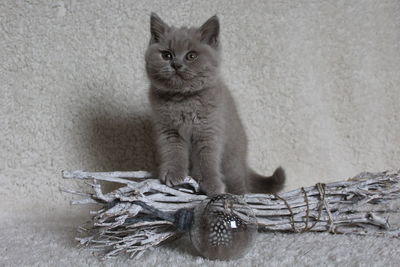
{"left": 274, "top": 183, "right": 337, "bottom": 233}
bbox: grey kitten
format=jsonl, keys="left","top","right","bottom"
{"left": 145, "top": 13, "right": 285, "bottom": 196}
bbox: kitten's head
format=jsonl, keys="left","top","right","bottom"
{"left": 145, "top": 13, "right": 220, "bottom": 94}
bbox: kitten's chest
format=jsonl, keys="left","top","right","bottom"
{"left": 160, "top": 99, "right": 204, "bottom": 128}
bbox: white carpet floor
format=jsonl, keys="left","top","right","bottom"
{"left": 1, "top": 209, "right": 399, "bottom": 267}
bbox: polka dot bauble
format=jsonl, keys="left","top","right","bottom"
{"left": 189, "top": 194, "right": 258, "bottom": 260}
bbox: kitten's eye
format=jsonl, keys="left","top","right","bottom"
{"left": 161, "top": 51, "right": 173, "bottom": 60}
{"left": 186, "top": 51, "right": 198, "bottom": 61}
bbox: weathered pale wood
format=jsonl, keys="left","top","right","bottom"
{"left": 63, "top": 170, "right": 400, "bottom": 260}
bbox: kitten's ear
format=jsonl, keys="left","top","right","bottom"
{"left": 150, "top": 12, "right": 168, "bottom": 44}
{"left": 199, "top": 15, "right": 220, "bottom": 48}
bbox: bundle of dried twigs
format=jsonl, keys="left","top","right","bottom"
{"left": 62, "top": 170, "right": 400, "bottom": 260}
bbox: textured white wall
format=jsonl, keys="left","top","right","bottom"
{"left": 1, "top": 0, "right": 399, "bottom": 214}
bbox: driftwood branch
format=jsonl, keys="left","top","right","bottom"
{"left": 62, "top": 170, "right": 400, "bottom": 260}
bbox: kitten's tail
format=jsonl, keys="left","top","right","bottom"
{"left": 248, "top": 167, "right": 286, "bottom": 194}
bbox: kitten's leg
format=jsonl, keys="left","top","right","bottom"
{"left": 220, "top": 147, "right": 248, "bottom": 194}
{"left": 192, "top": 136, "right": 226, "bottom": 196}
{"left": 222, "top": 161, "right": 247, "bottom": 195}
{"left": 156, "top": 127, "right": 189, "bottom": 187}
{"left": 189, "top": 153, "right": 202, "bottom": 182}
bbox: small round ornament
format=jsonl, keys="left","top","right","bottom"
{"left": 189, "top": 194, "right": 258, "bottom": 260}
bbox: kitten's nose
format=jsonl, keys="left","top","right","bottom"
{"left": 171, "top": 60, "right": 183, "bottom": 70}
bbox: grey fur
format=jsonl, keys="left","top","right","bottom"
{"left": 145, "top": 13, "right": 285, "bottom": 195}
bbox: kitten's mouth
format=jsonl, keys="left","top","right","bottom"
{"left": 172, "top": 70, "right": 185, "bottom": 79}
{"left": 163, "top": 69, "right": 193, "bottom": 82}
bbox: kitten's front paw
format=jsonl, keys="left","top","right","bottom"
{"left": 200, "top": 179, "right": 226, "bottom": 196}
{"left": 160, "top": 168, "right": 187, "bottom": 187}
